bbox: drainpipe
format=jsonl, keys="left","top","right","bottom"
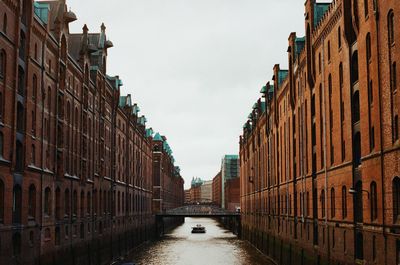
{"left": 373, "top": 2, "right": 387, "bottom": 264}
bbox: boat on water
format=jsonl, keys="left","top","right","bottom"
{"left": 191, "top": 224, "right": 206, "bottom": 233}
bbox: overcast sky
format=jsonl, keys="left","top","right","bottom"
{"left": 67, "top": 0, "right": 310, "bottom": 189}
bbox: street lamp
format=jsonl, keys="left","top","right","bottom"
{"left": 349, "top": 187, "right": 370, "bottom": 199}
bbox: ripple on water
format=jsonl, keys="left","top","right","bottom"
{"left": 128, "top": 217, "right": 274, "bottom": 265}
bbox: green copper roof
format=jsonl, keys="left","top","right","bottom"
{"left": 260, "top": 101, "right": 266, "bottom": 113}
{"left": 278, "top": 70, "right": 288, "bottom": 86}
{"left": 145, "top": 128, "right": 153, "bottom": 137}
{"left": 138, "top": 115, "right": 147, "bottom": 126}
{"left": 295, "top": 37, "right": 305, "bottom": 54}
{"left": 34, "top": 2, "right": 49, "bottom": 24}
{"left": 153, "top": 132, "right": 163, "bottom": 141}
{"left": 191, "top": 177, "right": 204, "bottom": 187}
{"left": 314, "top": 3, "right": 330, "bottom": 28}
{"left": 260, "top": 85, "right": 267, "bottom": 93}
{"left": 132, "top": 104, "right": 140, "bottom": 115}
{"left": 119, "top": 96, "right": 127, "bottom": 107}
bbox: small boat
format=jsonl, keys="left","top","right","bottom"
{"left": 191, "top": 224, "right": 206, "bottom": 233}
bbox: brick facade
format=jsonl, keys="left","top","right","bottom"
{"left": 0, "top": 1, "right": 183, "bottom": 264}
{"left": 212, "top": 171, "right": 222, "bottom": 207}
{"left": 152, "top": 133, "right": 184, "bottom": 213}
{"left": 240, "top": 0, "right": 400, "bottom": 264}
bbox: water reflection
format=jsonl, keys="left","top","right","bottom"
{"left": 129, "top": 217, "right": 274, "bottom": 265}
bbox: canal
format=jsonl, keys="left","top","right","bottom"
{"left": 126, "top": 217, "right": 275, "bottom": 265}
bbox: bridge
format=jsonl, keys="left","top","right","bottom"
{"left": 157, "top": 204, "right": 240, "bottom": 217}
{"left": 155, "top": 204, "right": 241, "bottom": 237}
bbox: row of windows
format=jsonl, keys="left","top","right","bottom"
{"left": 0, "top": 180, "right": 152, "bottom": 225}
{"left": 241, "top": 177, "right": 400, "bottom": 223}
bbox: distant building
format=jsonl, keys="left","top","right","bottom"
{"left": 221, "top": 155, "right": 239, "bottom": 208}
{"left": 152, "top": 133, "right": 185, "bottom": 213}
{"left": 184, "top": 189, "right": 191, "bottom": 204}
{"left": 189, "top": 177, "right": 203, "bottom": 203}
{"left": 212, "top": 171, "right": 222, "bottom": 207}
{"left": 201, "top": 180, "right": 213, "bottom": 202}
{"left": 224, "top": 177, "right": 240, "bottom": 211}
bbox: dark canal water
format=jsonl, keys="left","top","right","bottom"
{"left": 127, "top": 217, "right": 275, "bottom": 265}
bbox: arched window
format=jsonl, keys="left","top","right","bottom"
{"left": 12, "top": 185, "right": 22, "bottom": 223}
{"left": 65, "top": 189, "right": 70, "bottom": 216}
{"left": 353, "top": 91, "right": 360, "bottom": 123}
{"left": 370, "top": 181, "right": 378, "bottom": 221}
{"left": 331, "top": 188, "right": 336, "bottom": 218}
{"left": 44, "top": 187, "right": 51, "bottom": 216}
{"left": 73, "top": 190, "right": 77, "bottom": 216}
{"left": 342, "top": 186, "right": 347, "bottom": 219}
{"left": 0, "top": 50, "right": 5, "bottom": 79}
{"left": 393, "top": 177, "right": 400, "bottom": 223}
{"left": 80, "top": 191, "right": 84, "bottom": 217}
{"left": 31, "top": 110, "right": 35, "bottom": 135}
{"left": 364, "top": 0, "right": 369, "bottom": 17}
{"left": 391, "top": 62, "right": 397, "bottom": 92}
{"left": 118, "top": 191, "right": 120, "bottom": 214}
{"left": 339, "top": 63, "right": 343, "bottom": 87}
{"left": 47, "top": 87, "right": 51, "bottom": 112}
{"left": 394, "top": 115, "right": 399, "bottom": 141}
{"left": 60, "top": 35, "right": 67, "bottom": 62}
{"left": 388, "top": 10, "right": 395, "bottom": 45}
{"left": 28, "top": 184, "right": 36, "bottom": 219}
{"left": 32, "top": 74, "right": 37, "bottom": 99}
{"left": 86, "top": 192, "right": 91, "bottom": 215}
{"left": 2, "top": 13, "right": 7, "bottom": 34}
{"left": 31, "top": 144, "right": 35, "bottom": 165}
{"left": 0, "top": 179, "right": 4, "bottom": 222}
{"left": 66, "top": 101, "right": 71, "bottom": 123}
{"left": 17, "top": 102, "right": 24, "bottom": 132}
{"left": 18, "top": 66, "right": 25, "bottom": 96}
{"left": 321, "top": 189, "right": 326, "bottom": 218}
{"left": 327, "top": 41, "right": 331, "bottom": 61}
{"left": 0, "top": 132, "right": 4, "bottom": 158}
{"left": 351, "top": 51, "right": 359, "bottom": 84}
{"left": 338, "top": 27, "right": 342, "bottom": 49}
{"left": 55, "top": 188, "right": 60, "bottom": 220}
{"left": 354, "top": 132, "right": 362, "bottom": 167}
{"left": 34, "top": 43, "right": 38, "bottom": 60}
{"left": 15, "top": 140, "right": 24, "bottom": 171}
{"left": 366, "top": 33, "right": 372, "bottom": 62}
{"left": 19, "top": 31, "right": 26, "bottom": 60}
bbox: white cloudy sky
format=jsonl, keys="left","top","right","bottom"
{"left": 66, "top": 0, "right": 312, "bottom": 188}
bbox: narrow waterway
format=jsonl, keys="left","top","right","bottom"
{"left": 127, "top": 217, "right": 274, "bottom": 265}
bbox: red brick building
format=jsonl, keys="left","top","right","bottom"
{"left": 152, "top": 133, "right": 184, "bottom": 213}
{"left": 224, "top": 177, "right": 240, "bottom": 212}
{"left": 189, "top": 185, "right": 202, "bottom": 203}
{"left": 0, "top": 1, "right": 182, "bottom": 264}
{"left": 212, "top": 171, "right": 222, "bottom": 207}
{"left": 240, "top": 0, "right": 400, "bottom": 264}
